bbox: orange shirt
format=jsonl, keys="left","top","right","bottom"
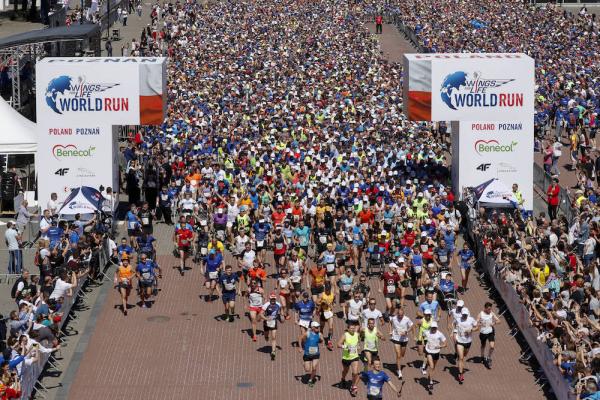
{"left": 309, "top": 266, "right": 327, "bottom": 288}
{"left": 117, "top": 265, "right": 135, "bottom": 282}
{"left": 358, "top": 210, "right": 374, "bottom": 224}
{"left": 248, "top": 267, "right": 267, "bottom": 281}
{"left": 186, "top": 173, "right": 201, "bottom": 186}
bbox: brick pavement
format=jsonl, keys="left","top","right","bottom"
{"left": 66, "top": 219, "right": 545, "bottom": 400}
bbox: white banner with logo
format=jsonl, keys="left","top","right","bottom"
{"left": 36, "top": 58, "right": 166, "bottom": 205}
{"left": 430, "top": 55, "right": 534, "bottom": 122}
{"left": 452, "top": 119, "right": 534, "bottom": 211}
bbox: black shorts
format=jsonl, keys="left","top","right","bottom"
{"left": 139, "top": 280, "right": 154, "bottom": 288}
{"left": 311, "top": 286, "right": 324, "bottom": 296}
{"left": 391, "top": 339, "right": 408, "bottom": 348}
{"left": 416, "top": 340, "right": 427, "bottom": 346}
{"left": 274, "top": 253, "right": 286, "bottom": 264}
{"left": 303, "top": 354, "right": 320, "bottom": 362}
{"left": 363, "top": 349, "right": 378, "bottom": 357}
{"left": 426, "top": 351, "right": 440, "bottom": 361}
{"left": 411, "top": 272, "right": 422, "bottom": 282}
{"left": 326, "top": 270, "right": 337, "bottom": 277}
{"left": 118, "top": 282, "right": 132, "bottom": 290}
{"left": 457, "top": 341, "right": 472, "bottom": 350}
{"left": 263, "top": 322, "right": 277, "bottom": 332}
{"left": 479, "top": 331, "right": 495, "bottom": 344}
{"left": 342, "top": 357, "right": 360, "bottom": 367}
{"left": 384, "top": 292, "right": 397, "bottom": 299}
{"left": 339, "top": 290, "right": 351, "bottom": 303}
{"left": 292, "top": 282, "right": 302, "bottom": 292}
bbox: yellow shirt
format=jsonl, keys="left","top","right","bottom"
{"left": 208, "top": 241, "right": 225, "bottom": 253}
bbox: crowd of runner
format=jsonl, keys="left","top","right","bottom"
{"left": 108, "top": 0, "right": 517, "bottom": 397}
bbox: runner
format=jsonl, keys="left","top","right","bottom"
{"left": 424, "top": 321, "right": 447, "bottom": 394}
{"left": 455, "top": 307, "right": 478, "bottom": 383}
{"left": 380, "top": 263, "right": 401, "bottom": 319}
{"left": 320, "top": 243, "right": 339, "bottom": 294}
{"left": 361, "top": 298, "right": 384, "bottom": 331}
{"left": 247, "top": 280, "right": 264, "bottom": 342}
{"left": 339, "top": 267, "right": 355, "bottom": 317}
{"left": 299, "top": 321, "right": 323, "bottom": 387}
{"left": 174, "top": 216, "right": 194, "bottom": 276}
{"left": 308, "top": 263, "right": 327, "bottom": 303}
{"left": 260, "top": 293, "right": 282, "bottom": 360}
{"left": 361, "top": 358, "right": 402, "bottom": 399}
{"left": 476, "top": 302, "right": 501, "bottom": 369}
{"left": 416, "top": 309, "right": 433, "bottom": 374}
{"left": 217, "top": 264, "right": 240, "bottom": 322}
{"left": 288, "top": 252, "right": 305, "bottom": 304}
{"left": 362, "top": 317, "right": 385, "bottom": 370}
{"left": 203, "top": 249, "right": 223, "bottom": 302}
{"left": 276, "top": 268, "right": 292, "bottom": 319}
{"left": 346, "top": 290, "right": 366, "bottom": 325}
{"left": 114, "top": 256, "right": 134, "bottom": 316}
{"left": 338, "top": 320, "right": 362, "bottom": 397}
{"left": 389, "top": 305, "right": 414, "bottom": 379}
{"left": 457, "top": 243, "right": 475, "bottom": 292}
{"left": 294, "top": 291, "right": 316, "bottom": 347}
{"left": 136, "top": 252, "right": 161, "bottom": 308}
{"left": 253, "top": 218, "right": 271, "bottom": 263}
{"left": 447, "top": 299, "right": 465, "bottom": 363}
{"left": 318, "top": 282, "right": 335, "bottom": 350}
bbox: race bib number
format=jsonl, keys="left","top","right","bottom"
{"left": 369, "top": 386, "right": 380, "bottom": 396}
{"left": 387, "top": 285, "right": 396, "bottom": 293}
{"left": 291, "top": 275, "right": 301, "bottom": 283}
{"left": 201, "top": 248, "right": 208, "bottom": 255}
{"left": 224, "top": 282, "right": 235, "bottom": 291}
{"left": 142, "top": 217, "right": 149, "bottom": 225}
{"left": 298, "top": 319, "right": 310, "bottom": 329}
{"left": 266, "top": 319, "right": 276, "bottom": 328}
{"left": 326, "top": 264, "right": 336, "bottom": 272}
{"left": 421, "top": 244, "right": 429, "bottom": 252}
{"left": 439, "top": 255, "right": 448, "bottom": 263}
{"left": 208, "top": 271, "right": 218, "bottom": 279}
{"left": 341, "top": 284, "right": 351, "bottom": 292}
{"left": 256, "top": 240, "right": 264, "bottom": 247}
{"left": 323, "top": 311, "right": 333, "bottom": 320}
{"left": 308, "top": 346, "right": 319, "bottom": 355}
{"left": 275, "top": 243, "right": 283, "bottom": 250}
{"left": 348, "top": 345, "right": 358, "bottom": 355}
{"left": 319, "top": 236, "right": 327, "bottom": 244}
{"left": 181, "top": 239, "right": 189, "bottom": 246}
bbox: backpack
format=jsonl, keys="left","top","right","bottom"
{"left": 11, "top": 277, "right": 24, "bottom": 299}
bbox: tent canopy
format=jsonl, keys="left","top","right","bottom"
{"left": 0, "top": 24, "right": 100, "bottom": 50}
{"left": 0, "top": 99, "right": 37, "bottom": 154}
{"left": 58, "top": 186, "right": 105, "bottom": 220}
{"left": 473, "top": 178, "right": 518, "bottom": 208}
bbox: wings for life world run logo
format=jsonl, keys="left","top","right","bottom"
{"left": 45, "top": 75, "right": 129, "bottom": 114}
{"left": 440, "top": 71, "right": 522, "bottom": 110}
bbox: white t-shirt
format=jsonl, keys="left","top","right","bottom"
{"left": 242, "top": 250, "right": 256, "bottom": 269}
{"left": 50, "top": 278, "right": 73, "bottom": 300}
{"left": 390, "top": 315, "right": 413, "bottom": 342}
{"left": 5, "top": 228, "right": 20, "bottom": 251}
{"left": 347, "top": 299, "right": 364, "bottom": 321}
{"left": 39, "top": 218, "right": 51, "bottom": 240}
{"left": 234, "top": 235, "right": 249, "bottom": 254}
{"left": 361, "top": 308, "right": 383, "bottom": 329}
{"left": 456, "top": 316, "right": 477, "bottom": 344}
{"left": 425, "top": 330, "right": 446, "bottom": 354}
{"left": 47, "top": 199, "right": 58, "bottom": 215}
{"left": 478, "top": 311, "right": 495, "bottom": 334}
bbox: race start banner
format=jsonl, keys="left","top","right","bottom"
{"left": 36, "top": 57, "right": 166, "bottom": 206}
{"left": 403, "top": 53, "right": 535, "bottom": 210}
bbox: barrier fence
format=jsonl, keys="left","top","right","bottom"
{"left": 465, "top": 215, "right": 575, "bottom": 400}
{"left": 18, "top": 237, "right": 111, "bottom": 400}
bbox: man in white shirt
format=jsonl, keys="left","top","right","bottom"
{"left": 424, "top": 321, "right": 447, "bottom": 394}
{"left": 5, "top": 221, "right": 22, "bottom": 274}
{"left": 361, "top": 298, "right": 384, "bottom": 330}
{"left": 455, "top": 308, "right": 478, "bottom": 383}
{"left": 50, "top": 271, "right": 77, "bottom": 300}
{"left": 47, "top": 193, "right": 59, "bottom": 216}
{"left": 346, "top": 291, "right": 365, "bottom": 323}
{"left": 389, "top": 306, "right": 414, "bottom": 378}
{"left": 39, "top": 209, "right": 52, "bottom": 241}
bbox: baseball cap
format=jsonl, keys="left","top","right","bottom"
{"left": 457, "top": 299, "right": 464, "bottom": 307}
{"left": 461, "top": 307, "right": 470, "bottom": 315}
{"left": 430, "top": 321, "right": 438, "bottom": 328}
{"left": 389, "top": 262, "right": 398, "bottom": 269}
{"left": 310, "top": 321, "right": 320, "bottom": 328}
{"left": 423, "top": 309, "right": 432, "bottom": 315}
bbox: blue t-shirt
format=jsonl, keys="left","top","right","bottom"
{"left": 303, "top": 330, "right": 321, "bottom": 356}
{"left": 136, "top": 235, "right": 156, "bottom": 253}
{"left": 218, "top": 273, "right": 239, "bottom": 292}
{"left": 69, "top": 231, "right": 80, "bottom": 245}
{"left": 253, "top": 223, "right": 271, "bottom": 241}
{"left": 294, "top": 300, "right": 316, "bottom": 321}
{"left": 458, "top": 249, "right": 474, "bottom": 267}
{"left": 419, "top": 300, "right": 440, "bottom": 319}
{"left": 294, "top": 226, "right": 311, "bottom": 247}
{"left": 136, "top": 260, "right": 156, "bottom": 283}
{"left": 126, "top": 211, "right": 139, "bottom": 230}
{"left": 361, "top": 370, "right": 390, "bottom": 398}
{"left": 206, "top": 253, "right": 223, "bottom": 272}
{"left": 117, "top": 244, "right": 133, "bottom": 259}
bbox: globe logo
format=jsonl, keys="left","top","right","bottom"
{"left": 440, "top": 71, "right": 468, "bottom": 110}
{"left": 45, "top": 75, "right": 73, "bottom": 114}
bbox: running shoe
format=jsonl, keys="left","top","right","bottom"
{"left": 308, "top": 379, "right": 315, "bottom": 388}
{"left": 428, "top": 383, "right": 433, "bottom": 393}
{"left": 123, "top": 310, "right": 127, "bottom": 316}
{"left": 221, "top": 313, "right": 228, "bottom": 321}
{"left": 350, "top": 385, "right": 358, "bottom": 397}
{"left": 252, "top": 335, "right": 257, "bottom": 342}
{"left": 487, "top": 358, "right": 492, "bottom": 368}
{"left": 270, "top": 352, "right": 276, "bottom": 361}
{"left": 229, "top": 315, "right": 235, "bottom": 323}
{"left": 326, "top": 340, "right": 333, "bottom": 351}
{"left": 398, "top": 369, "right": 402, "bottom": 379}
{"left": 421, "top": 367, "right": 427, "bottom": 376}
{"left": 458, "top": 373, "right": 464, "bottom": 383}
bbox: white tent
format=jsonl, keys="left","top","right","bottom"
{"left": 0, "top": 98, "right": 37, "bottom": 153}
{"left": 473, "top": 178, "right": 518, "bottom": 208}
{"left": 58, "top": 186, "right": 105, "bottom": 220}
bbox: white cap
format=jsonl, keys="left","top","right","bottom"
{"left": 389, "top": 262, "right": 398, "bottom": 269}
{"left": 457, "top": 299, "right": 464, "bottom": 307}
{"left": 217, "top": 208, "right": 223, "bottom": 213}
{"left": 430, "top": 321, "right": 438, "bottom": 328}
{"left": 310, "top": 321, "right": 320, "bottom": 328}
{"left": 461, "top": 307, "right": 470, "bottom": 316}
{"left": 420, "top": 231, "right": 427, "bottom": 237}
{"left": 407, "top": 223, "right": 413, "bottom": 228}
{"left": 398, "top": 257, "right": 405, "bottom": 263}
{"left": 259, "top": 219, "right": 265, "bottom": 223}
{"left": 425, "top": 218, "right": 432, "bottom": 224}
{"left": 423, "top": 309, "right": 432, "bottom": 315}
{"left": 418, "top": 192, "right": 424, "bottom": 197}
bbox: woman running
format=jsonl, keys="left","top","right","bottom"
{"left": 247, "top": 280, "right": 264, "bottom": 341}
{"left": 476, "top": 302, "right": 501, "bottom": 369}
{"left": 318, "top": 282, "right": 335, "bottom": 350}
{"left": 276, "top": 268, "right": 292, "bottom": 319}
{"left": 114, "top": 256, "right": 135, "bottom": 316}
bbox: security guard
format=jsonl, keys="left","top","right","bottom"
{"left": 512, "top": 183, "right": 524, "bottom": 210}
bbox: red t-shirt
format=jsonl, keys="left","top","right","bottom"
{"left": 272, "top": 211, "right": 286, "bottom": 226}
{"left": 375, "top": 16, "right": 383, "bottom": 24}
{"left": 177, "top": 228, "right": 193, "bottom": 248}
{"left": 381, "top": 272, "right": 400, "bottom": 295}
